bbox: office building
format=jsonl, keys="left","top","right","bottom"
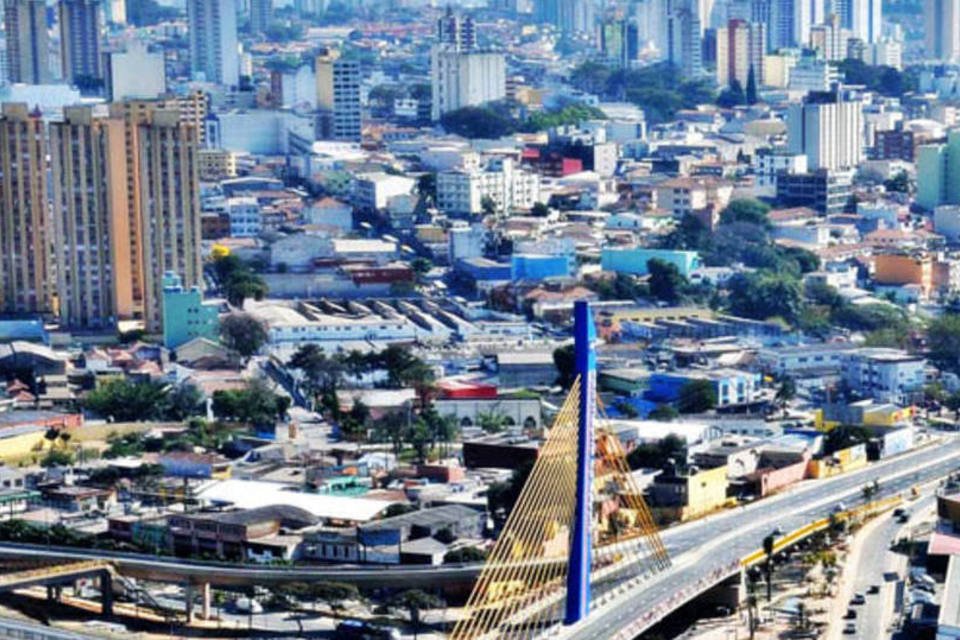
{"left": 787, "top": 85, "right": 864, "bottom": 171}
{"left": 809, "top": 13, "right": 850, "bottom": 61}
{"left": 250, "top": 0, "right": 271, "bottom": 35}
{"left": 187, "top": 0, "right": 239, "bottom": 86}
{"left": 917, "top": 129, "right": 960, "bottom": 210}
{"left": 926, "top": 0, "right": 960, "bottom": 62}
{"left": 599, "top": 17, "right": 641, "bottom": 68}
{"left": 776, "top": 168, "right": 855, "bottom": 214}
{"left": 136, "top": 109, "right": 203, "bottom": 333}
{"left": 430, "top": 12, "right": 506, "bottom": 121}
{"left": 103, "top": 43, "right": 166, "bottom": 101}
{"left": 535, "top": 0, "right": 595, "bottom": 34}
{"left": 103, "top": 0, "right": 124, "bottom": 24}
{"left": 49, "top": 106, "right": 131, "bottom": 329}
{"left": 667, "top": 5, "right": 703, "bottom": 78}
{"left": 769, "top": 0, "right": 819, "bottom": 50}
{"left": 315, "top": 49, "right": 361, "bottom": 141}
{"left": 4, "top": 0, "right": 50, "bottom": 84}
{"left": 0, "top": 103, "right": 51, "bottom": 315}
{"left": 716, "top": 19, "right": 764, "bottom": 88}
{"left": 59, "top": 0, "right": 102, "bottom": 84}
{"left": 844, "top": 0, "right": 882, "bottom": 44}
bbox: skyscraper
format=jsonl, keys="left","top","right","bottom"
{"left": 4, "top": 0, "right": 50, "bottom": 84}
{"left": 926, "top": 0, "right": 960, "bottom": 62}
{"left": 136, "top": 109, "right": 203, "bottom": 333}
{"left": 59, "top": 0, "right": 102, "bottom": 84}
{"left": 187, "top": 0, "right": 239, "bottom": 86}
{"left": 834, "top": 0, "right": 882, "bottom": 43}
{"left": 315, "top": 49, "right": 362, "bottom": 141}
{"left": 716, "top": 19, "right": 765, "bottom": 89}
{"left": 431, "top": 11, "right": 506, "bottom": 121}
{"left": 768, "top": 0, "right": 817, "bottom": 50}
{"left": 49, "top": 106, "right": 132, "bottom": 328}
{"left": 250, "top": 0, "right": 271, "bottom": 36}
{"left": 667, "top": 4, "right": 703, "bottom": 78}
{"left": 787, "top": 85, "right": 864, "bottom": 171}
{"left": 599, "top": 17, "right": 641, "bottom": 68}
{"left": 0, "top": 103, "right": 51, "bottom": 315}
{"left": 535, "top": 0, "right": 595, "bottom": 34}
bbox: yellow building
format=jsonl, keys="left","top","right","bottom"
{"left": 198, "top": 148, "right": 238, "bottom": 181}
{"left": 651, "top": 464, "right": 729, "bottom": 522}
{"left": 807, "top": 444, "right": 868, "bottom": 478}
{"left": 0, "top": 103, "right": 53, "bottom": 315}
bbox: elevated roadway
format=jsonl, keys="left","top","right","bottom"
{"left": 0, "top": 437, "right": 958, "bottom": 637}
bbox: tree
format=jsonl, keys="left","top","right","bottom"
{"left": 389, "top": 589, "right": 444, "bottom": 638}
{"left": 762, "top": 533, "right": 775, "bottom": 602}
{"left": 746, "top": 65, "right": 758, "bottom": 105}
{"left": 716, "top": 80, "right": 746, "bottom": 108}
{"left": 84, "top": 379, "right": 171, "bottom": 422}
{"left": 884, "top": 170, "right": 910, "bottom": 193}
{"left": 530, "top": 202, "right": 551, "bottom": 217}
{"left": 481, "top": 195, "right": 497, "bottom": 216}
{"left": 309, "top": 582, "right": 360, "bottom": 614}
{"left": 946, "top": 391, "right": 960, "bottom": 420}
{"left": 444, "top": 547, "right": 487, "bottom": 563}
{"left": 648, "top": 404, "right": 679, "bottom": 421}
{"left": 726, "top": 272, "right": 803, "bottom": 324}
{"left": 373, "top": 411, "right": 407, "bottom": 456}
{"left": 626, "top": 433, "right": 687, "bottom": 470}
{"left": 220, "top": 313, "right": 267, "bottom": 359}
{"left": 440, "top": 105, "right": 515, "bottom": 139}
{"left": 41, "top": 449, "right": 74, "bottom": 468}
{"left": 213, "top": 254, "right": 268, "bottom": 308}
{"left": 487, "top": 460, "right": 534, "bottom": 522}
{"left": 720, "top": 198, "right": 771, "bottom": 227}
{"left": 647, "top": 258, "right": 686, "bottom": 303}
{"left": 676, "top": 379, "right": 717, "bottom": 414}
{"left": 775, "top": 378, "right": 796, "bottom": 415}
{"left": 553, "top": 344, "right": 576, "bottom": 389}
{"left": 211, "top": 378, "right": 290, "bottom": 427}
{"left": 410, "top": 257, "right": 433, "bottom": 280}
{"left": 167, "top": 383, "right": 206, "bottom": 421}
{"left": 928, "top": 314, "right": 960, "bottom": 374}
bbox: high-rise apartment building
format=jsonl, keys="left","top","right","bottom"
{"left": 187, "top": 0, "right": 239, "bottom": 86}
{"left": 250, "top": 0, "right": 272, "bottom": 36}
{"left": 104, "top": 43, "right": 166, "bottom": 101}
{"left": 49, "top": 106, "right": 131, "bottom": 328}
{"left": 769, "top": 0, "right": 819, "bottom": 50}
{"left": 599, "top": 17, "right": 641, "bottom": 68}
{"left": 315, "top": 49, "right": 362, "bottom": 141}
{"left": 0, "top": 103, "right": 51, "bottom": 315}
{"left": 430, "top": 11, "right": 506, "bottom": 121}
{"left": 787, "top": 85, "right": 864, "bottom": 171}
{"left": 109, "top": 92, "right": 207, "bottom": 319}
{"left": 917, "top": 129, "right": 960, "bottom": 210}
{"left": 716, "top": 19, "right": 764, "bottom": 88}
{"left": 667, "top": 5, "right": 703, "bottom": 78}
{"left": 4, "top": 0, "right": 50, "bottom": 84}
{"left": 810, "top": 13, "right": 850, "bottom": 61}
{"left": 535, "top": 0, "right": 595, "bottom": 34}
{"left": 834, "top": 0, "right": 882, "bottom": 43}
{"left": 136, "top": 109, "right": 203, "bottom": 334}
{"left": 926, "top": 0, "right": 960, "bottom": 62}
{"left": 59, "top": 0, "right": 102, "bottom": 84}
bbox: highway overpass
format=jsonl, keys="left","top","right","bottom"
{"left": 0, "top": 436, "right": 958, "bottom": 637}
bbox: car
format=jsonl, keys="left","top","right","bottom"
{"left": 893, "top": 508, "right": 905, "bottom": 517}
{"left": 914, "top": 581, "right": 935, "bottom": 594}
{"left": 844, "top": 608, "right": 857, "bottom": 619}
{"left": 772, "top": 526, "right": 784, "bottom": 536}
{"left": 843, "top": 622, "right": 857, "bottom": 634}
{"left": 867, "top": 584, "right": 880, "bottom": 594}
{"left": 850, "top": 593, "right": 866, "bottom": 605}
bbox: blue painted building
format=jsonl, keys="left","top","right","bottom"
{"left": 511, "top": 254, "right": 572, "bottom": 280}
{"left": 601, "top": 247, "right": 701, "bottom": 277}
{"left": 456, "top": 257, "right": 512, "bottom": 282}
{"left": 646, "top": 369, "right": 762, "bottom": 408}
{"left": 162, "top": 272, "right": 221, "bottom": 350}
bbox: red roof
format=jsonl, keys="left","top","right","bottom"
{"left": 436, "top": 379, "right": 498, "bottom": 400}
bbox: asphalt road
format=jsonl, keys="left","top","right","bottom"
{"left": 3, "top": 437, "right": 960, "bottom": 638}
{"left": 566, "top": 437, "right": 960, "bottom": 640}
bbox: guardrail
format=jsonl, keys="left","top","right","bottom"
{"left": 740, "top": 494, "right": 903, "bottom": 567}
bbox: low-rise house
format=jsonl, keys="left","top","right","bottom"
{"left": 168, "top": 505, "right": 318, "bottom": 561}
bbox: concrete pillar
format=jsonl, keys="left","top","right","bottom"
{"left": 100, "top": 572, "right": 113, "bottom": 617}
{"left": 46, "top": 585, "right": 55, "bottom": 602}
{"left": 201, "top": 582, "right": 211, "bottom": 620}
{"left": 185, "top": 583, "right": 195, "bottom": 622}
